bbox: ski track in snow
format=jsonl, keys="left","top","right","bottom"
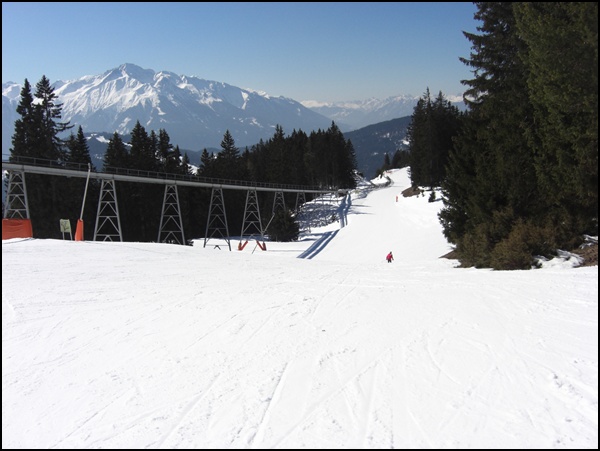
{"left": 249, "top": 362, "right": 289, "bottom": 448}
{"left": 155, "top": 374, "right": 222, "bottom": 449}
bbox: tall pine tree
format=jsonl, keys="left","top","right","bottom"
{"left": 34, "top": 75, "right": 72, "bottom": 161}
{"left": 9, "top": 76, "right": 73, "bottom": 238}
{"left": 515, "top": 2, "right": 598, "bottom": 233}
{"left": 103, "top": 132, "right": 129, "bottom": 170}
{"left": 66, "top": 126, "right": 94, "bottom": 167}
{"left": 440, "top": 2, "right": 540, "bottom": 268}
{"left": 407, "top": 89, "right": 461, "bottom": 188}
{"left": 440, "top": 2, "right": 597, "bottom": 269}
{"left": 10, "top": 79, "right": 37, "bottom": 161}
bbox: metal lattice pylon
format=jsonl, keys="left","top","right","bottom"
{"left": 294, "top": 192, "right": 306, "bottom": 213}
{"left": 93, "top": 179, "right": 123, "bottom": 242}
{"left": 239, "top": 189, "right": 264, "bottom": 249}
{"left": 204, "top": 187, "right": 231, "bottom": 251}
{"left": 3, "top": 170, "right": 30, "bottom": 219}
{"left": 272, "top": 191, "right": 286, "bottom": 216}
{"left": 158, "top": 184, "right": 185, "bottom": 245}
{"left": 294, "top": 191, "right": 309, "bottom": 232}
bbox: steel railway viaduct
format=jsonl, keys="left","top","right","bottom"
{"left": 2, "top": 157, "right": 339, "bottom": 251}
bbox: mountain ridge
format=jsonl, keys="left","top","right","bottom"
{"left": 2, "top": 63, "right": 333, "bottom": 154}
{"left": 2, "top": 63, "right": 448, "bottom": 178}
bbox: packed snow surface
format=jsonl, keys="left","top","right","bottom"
{"left": 2, "top": 168, "right": 597, "bottom": 448}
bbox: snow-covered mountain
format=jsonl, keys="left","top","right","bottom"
{"left": 2, "top": 63, "right": 333, "bottom": 154}
{"left": 303, "top": 94, "right": 466, "bottom": 131}
{"left": 2, "top": 63, "right": 467, "bottom": 162}
{"left": 302, "top": 96, "right": 419, "bottom": 131}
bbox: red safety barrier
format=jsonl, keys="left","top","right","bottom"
{"left": 2, "top": 219, "right": 33, "bottom": 240}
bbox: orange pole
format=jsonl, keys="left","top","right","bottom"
{"left": 75, "top": 219, "right": 84, "bottom": 241}
{"left": 76, "top": 163, "right": 91, "bottom": 242}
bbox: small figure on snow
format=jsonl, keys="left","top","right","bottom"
{"left": 386, "top": 251, "right": 394, "bottom": 263}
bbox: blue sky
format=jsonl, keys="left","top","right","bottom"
{"left": 2, "top": 2, "right": 479, "bottom": 102}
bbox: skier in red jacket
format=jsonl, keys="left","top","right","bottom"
{"left": 386, "top": 251, "right": 394, "bottom": 263}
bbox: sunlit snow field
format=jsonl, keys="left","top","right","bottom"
{"left": 2, "top": 168, "right": 597, "bottom": 448}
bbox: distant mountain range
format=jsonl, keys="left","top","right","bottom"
{"left": 302, "top": 93, "right": 465, "bottom": 131}
{"left": 2, "top": 63, "right": 333, "bottom": 155}
{"left": 2, "top": 63, "right": 465, "bottom": 179}
{"left": 344, "top": 116, "right": 413, "bottom": 178}
{"left": 303, "top": 97, "right": 418, "bottom": 131}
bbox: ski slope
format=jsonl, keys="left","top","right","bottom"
{"left": 2, "top": 168, "right": 597, "bottom": 448}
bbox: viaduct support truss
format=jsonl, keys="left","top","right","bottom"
{"left": 2, "top": 159, "right": 335, "bottom": 251}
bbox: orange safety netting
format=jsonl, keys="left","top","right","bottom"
{"left": 2, "top": 219, "right": 33, "bottom": 240}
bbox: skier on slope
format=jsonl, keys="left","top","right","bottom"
{"left": 386, "top": 251, "right": 394, "bottom": 263}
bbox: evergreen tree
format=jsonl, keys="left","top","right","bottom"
{"left": 117, "top": 122, "right": 160, "bottom": 241}
{"left": 302, "top": 139, "right": 317, "bottom": 187}
{"left": 103, "top": 132, "right": 129, "bottom": 170}
{"left": 287, "top": 129, "right": 310, "bottom": 186}
{"left": 129, "top": 121, "right": 156, "bottom": 172}
{"left": 66, "top": 126, "right": 94, "bottom": 168}
{"left": 157, "top": 128, "right": 173, "bottom": 169}
{"left": 406, "top": 92, "right": 431, "bottom": 187}
{"left": 63, "top": 126, "right": 99, "bottom": 237}
{"left": 198, "top": 148, "right": 213, "bottom": 176}
{"left": 438, "top": 117, "right": 478, "bottom": 246}
{"left": 515, "top": 2, "right": 598, "bottom": 232}
{"left": 148, "top": 130, "right": 159, "bottom": 170}
{"left": 342, "top": 138, "right": 358, "bottom": 189}
{"left": 170, "top": 145, "right": 184, "bottom": 175}
{"left": 266, "top": 209, "right": 300, "bottom": 242}
{"left": 33, "top": 75, "right": 72, "bottom": 161}
{"left": 265, "top": 124, "right": 287, "bottom": 184}
{"left": 9, "top": 76, "right": 73, "bottom": 238}
{"left": 440, "top": 2, "right": 540, "bottom": 268}
{"left": 180, "top": 150, "right": 192, "bottom": 175}
{"left": 246, "top": 140, "right": 267, "bottom": 182}
{"left": 391, "top": 149, "right": 410, "bottom": 169}
{"left": 214, "top": 130, "right": 246, "bottom": 234}
{"left": 383, "top": 153, "right": 391, "bottom": 171}
{"left": 376, "top": 148, "right": 410, "bottom": 177}
{"left": 407, "top": 89, "right": 461, "bottom": 188}
{"left": 430, "top": 91, "right": 461, "bottom": 184}
{"left": 10, "top": 79, "right": 37, "bottom": 161}
{"left": 439, "top": 2, "right": 597, "bottom": 269}
{"left": 219, "top": 129, "right": 240, "bottom": 160}
{"left": 313, "top": 122, "right": 357, "bottom": 189}
{"left": 214, "top": 129, "right": 243, "bottom": 180}
{"left": 327, "top": 122, "right": 347, "bottom": 188}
